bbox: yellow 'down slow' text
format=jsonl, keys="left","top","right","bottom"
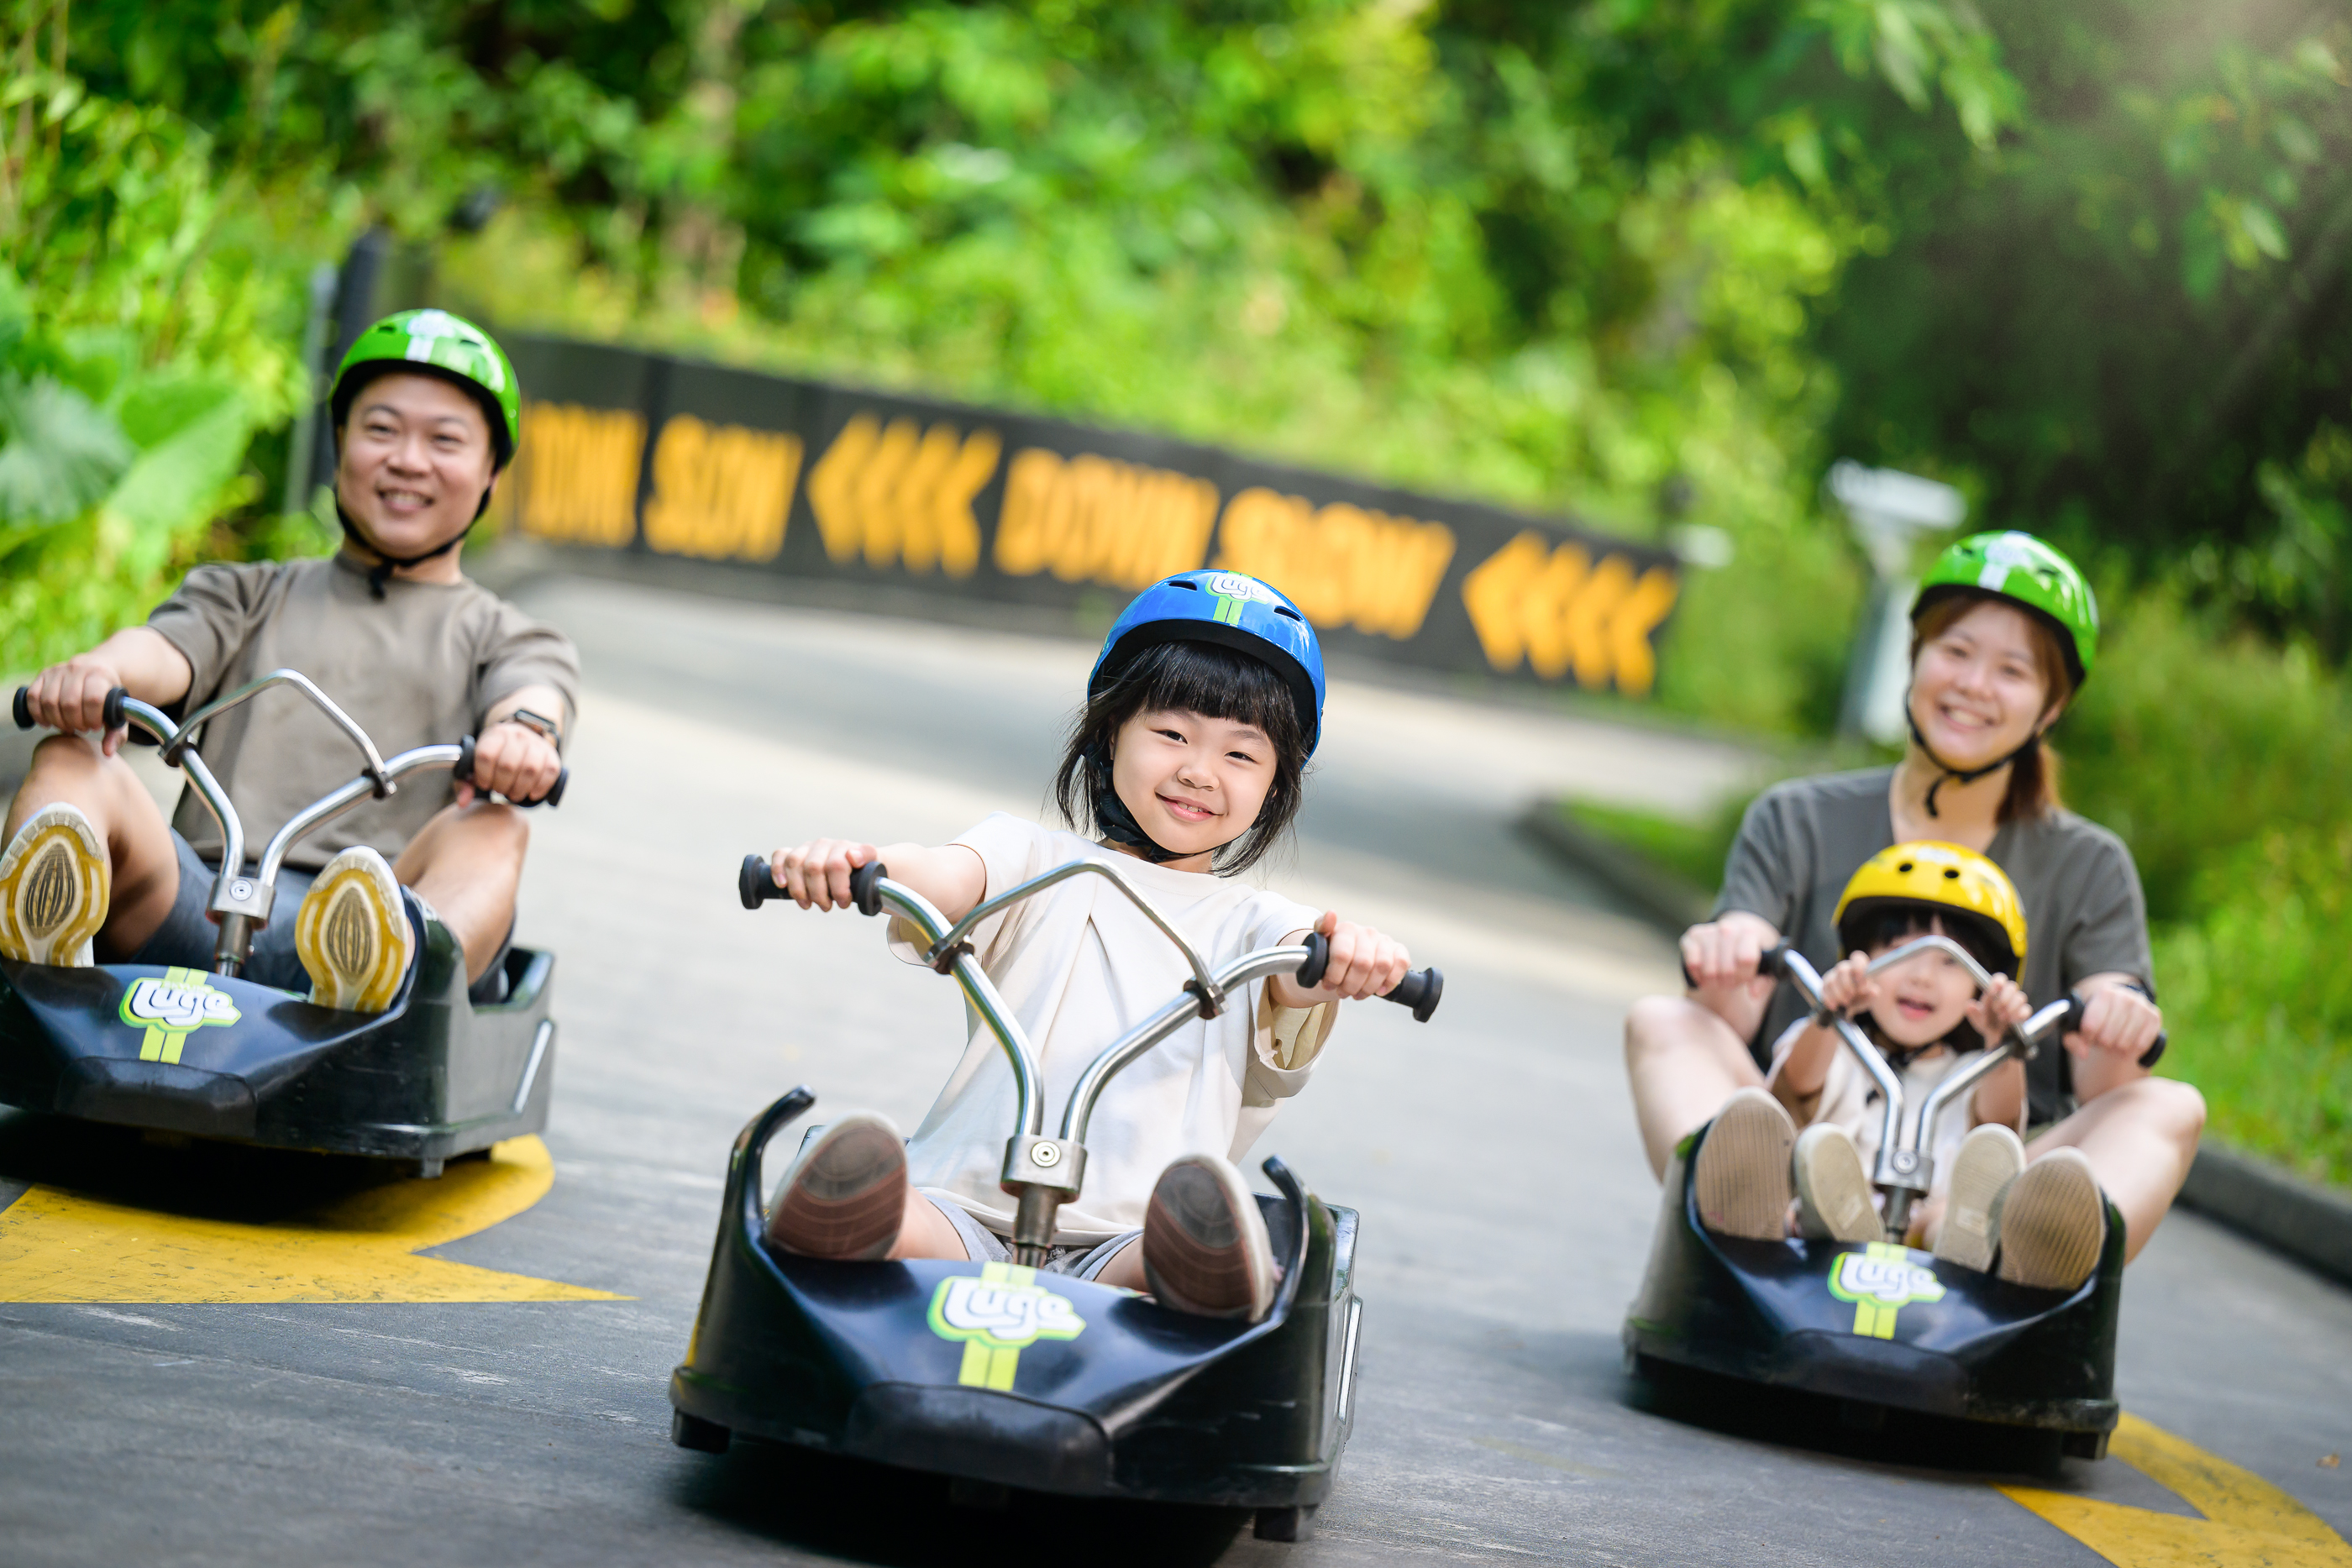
{"left": 491, "top": 396, "right": 1677, "bottom": 695}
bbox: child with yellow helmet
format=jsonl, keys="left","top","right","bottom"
{"left": 1693, "top": 842, "right": 2112, "bottom": 1291}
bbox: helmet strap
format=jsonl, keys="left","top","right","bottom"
{"left": 1906, "top": 709, "right": 2042, "bottom": 819}
{"left": 333, "top": 488, "right": 489, "bottom": 600}
{"left": 1085, "top": 741, "right": 1241, "bottom": 867}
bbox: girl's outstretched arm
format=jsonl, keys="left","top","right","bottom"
{"left": 1266, "top": 910, "right": 1411, "bottom": 1008}
{"left": 766, "top": 838, "right": 987, "bottom": 921}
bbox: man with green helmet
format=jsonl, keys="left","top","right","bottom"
{"left": 0, "top": 309, "right": 576, "bottom": 1014}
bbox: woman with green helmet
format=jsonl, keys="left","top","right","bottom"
{"left": 1621, "top": 529, "right": 2203, "bottom": 1288}
{"left": 1, "top": 309, "right": 575, "bottom": 1015}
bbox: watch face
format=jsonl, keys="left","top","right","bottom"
{"left": 509, "top": 709, "right": 559, "bottom": 740}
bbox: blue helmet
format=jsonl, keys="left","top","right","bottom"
{"left": 1089, "top": 569, "right": 1327, "bottom": 756}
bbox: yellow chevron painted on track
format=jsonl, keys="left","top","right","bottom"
{"left": 2002, "top": 1413, "right": 2352, "bottom": 1565}
{"left": 0, "top": 1135, "right": 622, "bottom": 1304}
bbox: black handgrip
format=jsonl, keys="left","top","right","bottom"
{"left": 739, "top": 853, "right": 784, "bottom": 910}
{"left": 1386, "top": 967, "right": 1444, "bottom": 1023}
{"left": 849, "top": 861, "right": 886, "bottom": 917}
{"left": 453, "top": 732, "right": 566, "bottom": 808}
{"left": 1682, "top": 941, "right": 1794, "bottom": 990}
{"left": 1294, "top": 932, "right": 1443, "bottom": 1021}
{"left": 2053, "top": 991, "right": 2167, "bottom": 1069}
{"left": 1297, "top": 930, "right": 1331, "bottom": 989}
{"left": 9, "top": 685, "right": 126, "bottom": 732}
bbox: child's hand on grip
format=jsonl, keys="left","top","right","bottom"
{"left": 1279, "top": 910, "right": 1410, "bottom": 1005}
{"left": 769, "top": 838, "right": 879, "bottom": 911}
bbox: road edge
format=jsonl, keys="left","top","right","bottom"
{"left": 2178, "top": 1141, "right": 2352, "bottom": 1287}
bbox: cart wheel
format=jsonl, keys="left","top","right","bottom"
{"left": 415, "top": 1157, "right": 445, "bottom": 1180}
{"left": 1254, "top": 1506, "right": 1317, "bottom": 1543}
{"left": 2061, "top": 1429, "right": 2111, "bottom": 1460}
{"left": 670, "top": 1409, "right": 730, "bottom": 1454}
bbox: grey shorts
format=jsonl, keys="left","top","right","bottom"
{"left": 129, "top": 830, "right": 428, "bottom": 994}
{"left": 924, "top": 1193, "right": 1142, "bottom": 1282}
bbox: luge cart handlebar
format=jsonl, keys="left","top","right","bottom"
{"left": 16, "top": 674, "right": 563, "bottom": 975}
{"left": 739, "top": 849, "right": 1442, "bottom": 1263}
{"left": 1753, "top": 936, "right": 2162, "bottom": 1240}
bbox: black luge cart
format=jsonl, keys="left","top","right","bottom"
{"left": 670, "top": 855, "right": 1442, "bottom": 1541}
{"left": 1625, "top": 936, "right": 2125, "bottom": 1456}
{"left": 1, "top": 672, "right": 562, "bottom": 1175}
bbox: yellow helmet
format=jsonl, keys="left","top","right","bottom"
{"left": 1833, "top": 841, "right": 2027, "bottom": 975}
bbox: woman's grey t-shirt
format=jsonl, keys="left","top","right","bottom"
{"left": 1712, "top": 767, "right": 2153, "bottom": 1125}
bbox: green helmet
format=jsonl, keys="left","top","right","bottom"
{"left": 1912, "top": 530, "right": 2098, "bottom": 687}
{"left": 328, "top": 309, "right": 519, "bottom": 469}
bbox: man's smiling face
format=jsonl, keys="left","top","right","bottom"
{"left": 336, "top": 371, "right": 497, "bottom": 560}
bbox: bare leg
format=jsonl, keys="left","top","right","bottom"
{"left": 4, "top": 735, "right": 181, "bottom": 957}
{"left": 2026, "top": 1078, "right": 2206, "bottom": 1263}
{"left": 1095, "top": 1238, "right": 1146, "bottom": 1292}
{"left": 887, "top": 1191, "right": 975, "bottom": 1262}
{"left": 1624, "top": 994, "right": 1767, "bottom": 1179}
{"left": 391, "top": 801, "right": 527, "bottom": 985}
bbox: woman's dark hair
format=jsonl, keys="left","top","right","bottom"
{"left": 1909, "top": 589, "right": 2074, "bottom": 822}
{"left": 1053, "top": 640, "right": 1310, "bottom": 876}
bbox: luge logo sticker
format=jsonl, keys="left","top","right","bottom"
{"left": 120, "top": 968, "right": 241, "bottom": 1064}
{"left": 929, "top": 1262, "right": 1088, "bottom": 1391}
{"left": 1828, "top": 1241, "right": 1947, "bottom": 1339}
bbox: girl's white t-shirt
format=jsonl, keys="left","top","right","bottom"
{"left": 900, "top": 813, "right": 1332, "bottom": 1245}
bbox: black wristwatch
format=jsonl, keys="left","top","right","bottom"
{"left": 502, "top": 708, "right": 563, "bottom": 746}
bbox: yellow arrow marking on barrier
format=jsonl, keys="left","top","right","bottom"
{"left": 2001, "top": 1413, "right": 2352, "bottom": 1566}
{"left": 0, "top": 1136, "right": 622, "bottom": 1304}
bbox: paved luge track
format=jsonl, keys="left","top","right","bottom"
{"left": 2, "top": 574, "right": 2345, "bottom": 1566}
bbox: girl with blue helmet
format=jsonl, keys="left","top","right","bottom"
{"left": 752, "top": 569, "right": 1405, "bottom": 1322}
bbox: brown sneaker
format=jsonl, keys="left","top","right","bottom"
{"left": 0, "top": 803, "right": 109, "bottom": 966}
{"left": 764, "top": 1114, "right": 907, "bottom": 1261}
{"left": 1142, "top": 1154, "right": 1276, "bottom": 1321}
{"left": 1693, "top": 1088, "right": 1797, "bottom": 1240}
{"left": 1994, "top": 1148, "right": 2107, "bottom": 1291}
{"left": 1933, "top": 1124, "right": 2027, "bottom": 1273}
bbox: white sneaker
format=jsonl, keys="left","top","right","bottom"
{"left": 1933, "top": 1124, "right": 2028, "bottom": 1272}
{"left": 1793, "top": 1124, "right": 1882, "bottom": 1243}
{"left": 1142, "top": 1153, "right": 1278, "bottom": 1322}
{"left": 1691, "top": 1088, "right": 1797, "bottom": 1241}
{"left": 1995, "top": 1148, "right": 2108, "bottom": 1291}
{"left": 293, "top": 847, "right": 413, "bottom": 1012}
{"left": 0, "top": 803, "right": 109, "bottom": 966}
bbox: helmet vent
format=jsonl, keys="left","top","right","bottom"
{"left": 1170, "top": 579, "right": 1201, "bottom": 591}
{"left": 1273, "top": 605, "right": 1303, "bottom": 621}
{"left": 1897, "top": 861, "right": 1914, "bottom": 874}
{"left": 1944, "top": 867, "right": 1961, "bottom": 879}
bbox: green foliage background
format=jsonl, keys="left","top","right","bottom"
{"left": 6, "top": 0, "right": 2350, "bottom": 1180}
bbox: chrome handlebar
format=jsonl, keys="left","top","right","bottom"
{"left": 13, "top": 670, "right": 551, "bottom": 977}
{"left": 1763, "top": 936, "right": 2077, "bottom": 1235}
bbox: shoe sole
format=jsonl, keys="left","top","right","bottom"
{"left": 765, "top": 1115, "right": 907, "bottom": 1261}
{"left": 0, "top": 805, "right": 109, "bottom": 967}
{"left": 1935, "top": 1125, "right": 2027, "bottom": 1272}
{"left": 1693, "top": 1089, "right": 1795, "bottom": 1241}
{"left": 1793, "top": 1125, "right": 1881, "bottom": 1243}
{"left": 295, "top": 849, "right": 412, "bottom": 1012}
{"left": 1142, "top": 1156, "right": 1275, "bottom": 1321}
{"left": 1995, "top": 1151, "right": 2107, "bottom": 1291}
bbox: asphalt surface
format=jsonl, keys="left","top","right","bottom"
{"left": 3, "top": 574, "right": 2349, "bottom": 1566}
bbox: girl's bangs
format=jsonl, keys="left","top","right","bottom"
{"left": 1124, "top": 642, "right": 1297, "bottom": 742}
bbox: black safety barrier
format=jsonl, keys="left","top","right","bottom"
{"left": 486, "top": 333, "right": 1683, "bottom": 694}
